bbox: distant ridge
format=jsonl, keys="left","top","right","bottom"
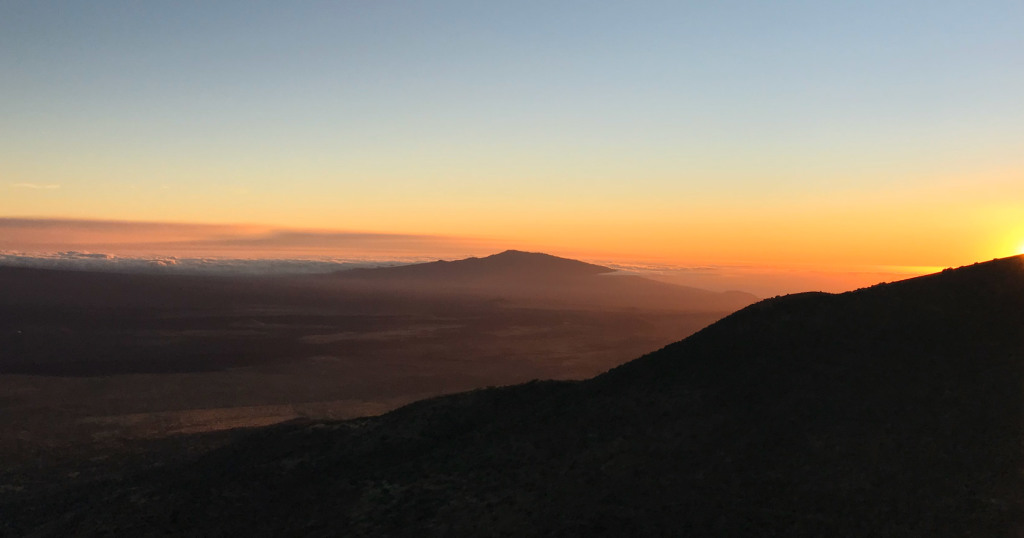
{"left": 333, "top": 250, "right": 757, "bottom": 311}
{"left": 337, "top": 250, "right": 614, "bottom": 282}
{"left": 14, "top": 258, "right": 1022, "bottom": 535}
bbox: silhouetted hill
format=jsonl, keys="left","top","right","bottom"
{"left": 335, "top": 250, "right": 758, "bottom": 311}
{"left": 339, "top": 250, "right": 614, "bottom": 282}
{"left": 0, "top": 261, "right": 745, "bottom": 379}
{"left": 6, "top": 257, "right": 1023, "bottom": 536}
{"left": 0, "top": 251, "right": 756, "bottom": 315}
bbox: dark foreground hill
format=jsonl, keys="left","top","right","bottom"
{"left": 5, "top": 256, "right": 1024, "bottom": 536}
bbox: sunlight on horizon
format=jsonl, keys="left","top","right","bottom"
{"left": 3, "top": 2, "right": 1023, "bottom": 276}
{"left": 0, "top": 215, "right": 985, "bottom": 297}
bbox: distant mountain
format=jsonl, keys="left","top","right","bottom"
{"left": 334, "top": 250, "right": 758, "bottom": 312}
{"left": 0, "top": 251, "right": 756, "bottom": 313}
{"left": 8, "top": 257, "right": 1023, "bottom": 536}
{"left": 338, "top": 250, "right": 614, "bottom": 282}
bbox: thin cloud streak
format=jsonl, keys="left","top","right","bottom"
{"left": 0, "top": 218, "right": 499, "bottom": 260}
{"left": 11, "top": 183, "right": 60, "bottom": 190}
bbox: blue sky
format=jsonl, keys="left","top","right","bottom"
{"left": 2, "top": 1, "right": 1023, "bottom": 267}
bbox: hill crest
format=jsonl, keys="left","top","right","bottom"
{"left": 333, "top": 250, "right": 757, "bottom": 311}
{"left": 338, "top": 249, "right": 614, "bottom": 281}
{"left": 11, "top": 257, "right": 1023, "bottom": 535}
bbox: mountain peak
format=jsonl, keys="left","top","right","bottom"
{"left": 473, "top": 250, "right": 613, "bottom": 274}
{"left": 338, "top": 250, "right": 614, "bottom": 281}
{"left": 330, "top": 250, "right": 755, "bottom": 311}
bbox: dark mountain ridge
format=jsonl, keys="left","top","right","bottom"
{"left": 333, "top": 250, "right": 757, "bottom": 311}
{"left": 0, "top": 252, "right": 751, "bottom": 379}
{"left": 5, "top": 256, "right": 1024, "bottom": 536}
{"left": 337, "top": 250, "right": 615, "bottom": 282}
{"left": 0, "top": 250, "right": 758, "bottom": 313}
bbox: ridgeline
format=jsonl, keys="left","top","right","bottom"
{"left": 5, "top": 256, "right": 1024, "bottom": 536}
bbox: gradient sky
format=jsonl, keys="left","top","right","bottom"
{"left": 3, "top": 1, "right": 1023, "bottom": 271}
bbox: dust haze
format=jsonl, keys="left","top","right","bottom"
{"left": 0, "top": 251, "right": 755, "bottom": 473}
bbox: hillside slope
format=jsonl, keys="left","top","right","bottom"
{"left": 5, "top": 256, "right": 1024, "bottom": 536}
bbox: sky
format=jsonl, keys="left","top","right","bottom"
{"left": 2, "top": 1, "right": 1023, "bottom": 291}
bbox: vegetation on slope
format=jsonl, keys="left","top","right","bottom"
{"left": 4, "top": 257, "right": 1023, "bottom": 536}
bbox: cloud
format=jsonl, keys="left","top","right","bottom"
{"left": 0, "top": 218, "right": 494, "bottom": 259}
{"left": 0, "top": 251, "right": 403, "bottom": 276}
{"left": 11, "top": 183, "right": 60, "bottom": 190}
{"left": 0, "top": 218, "right": 263, "bottom": 253}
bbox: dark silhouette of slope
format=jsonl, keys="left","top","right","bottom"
{"left": 6, "top": 257, "right": 1024, "bottom": 536}
{"left": 335, "top": 250, "right": 758, "bottom": 311}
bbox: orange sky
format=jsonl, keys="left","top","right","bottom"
{"left": 3, "top": 2, "right": 1023, "bottom": 295}
{"left": 9, "top": 167, "right": 1021, "bottom": 273}
{"left": 2, "top": 204, "right": 1020, "bottom": 296}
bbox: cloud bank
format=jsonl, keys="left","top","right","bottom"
{"left": 0, "top": 218, "right": 495, "bottom": 259}
{"left": 0, "top": 251, "right": 408, "bottom": 276}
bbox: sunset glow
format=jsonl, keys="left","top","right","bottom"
{"left": 6, "top": 4, "right": 1024, "bottom": 529}
{"left": 3, "top": 2, "right": 1022, "bottom": 294}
